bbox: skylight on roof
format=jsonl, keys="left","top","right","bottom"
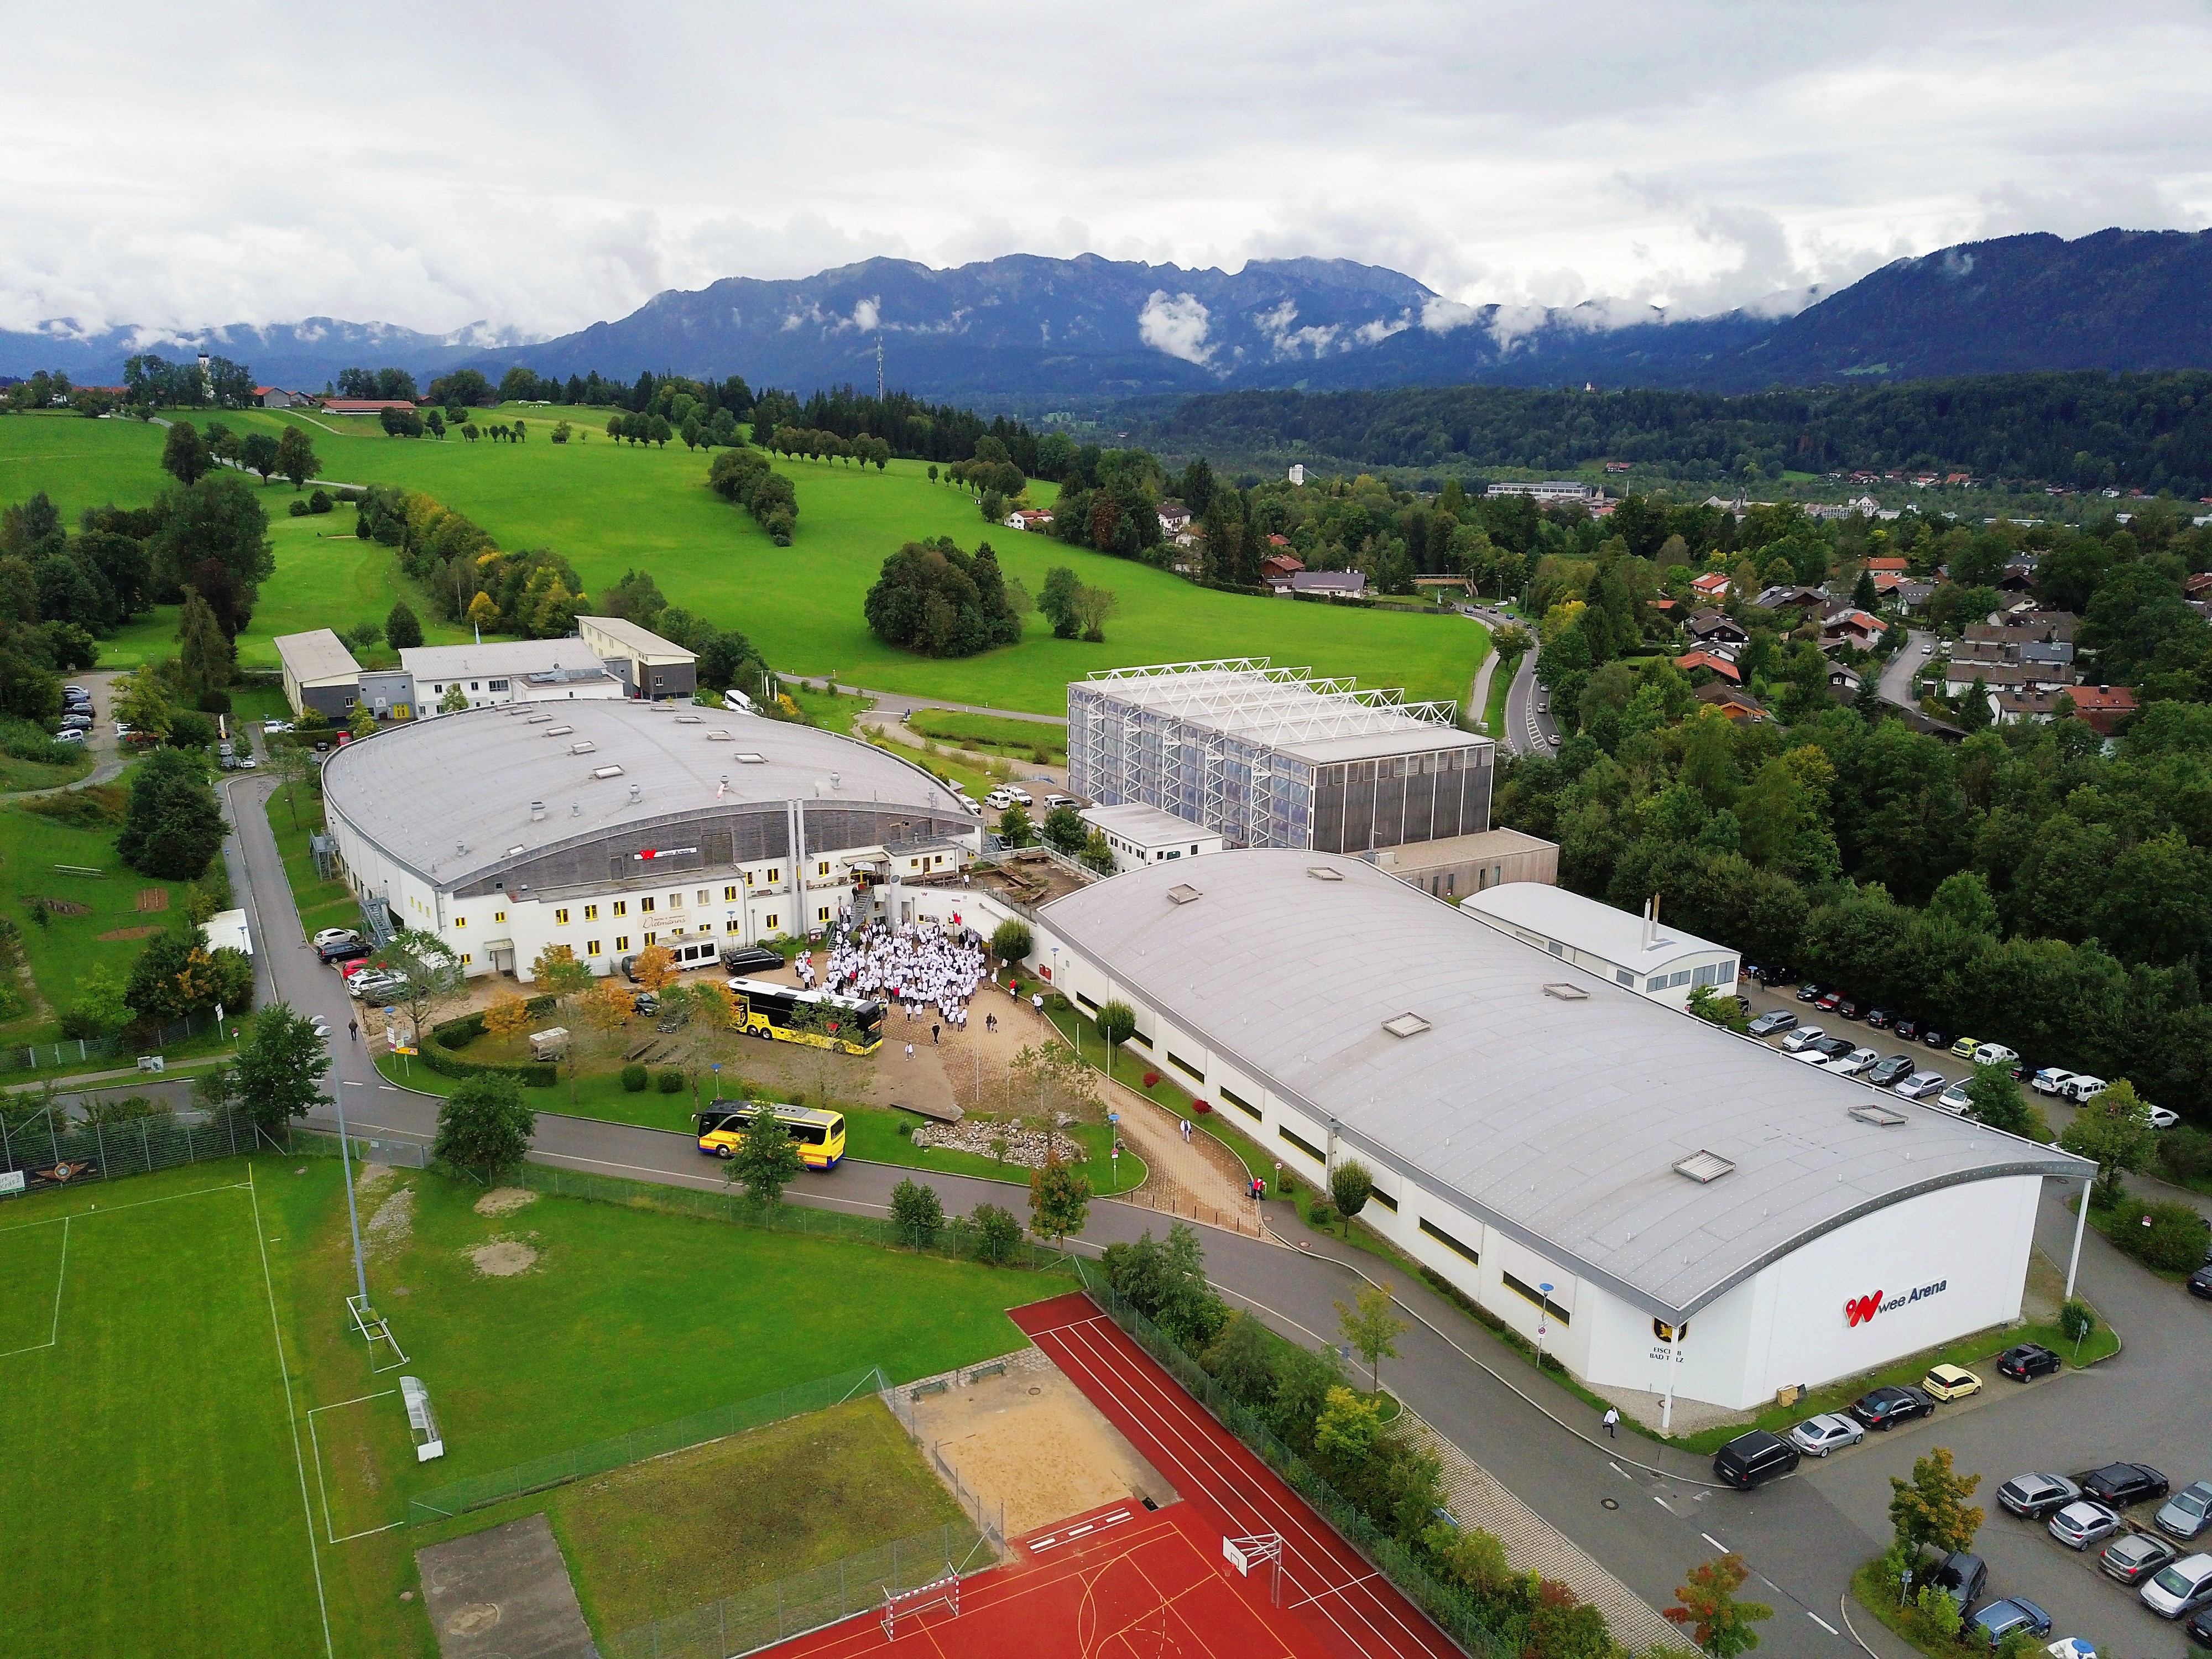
{"left": 706, "top": 730, "right": 733, "bottom": 741}
{"left": 1307, "top": 866, "right": 1343, "bottom": 881}
{"left": 570, "top": 740, "right": 596, "bottom": 754}
{"left": 1541, "top": 983, "right": 1589, "bottom": 1000}
{"left": 1166, "top": 884, "right": 1203, "bottom": 905}
{"left": 1673, "top": 1150, "right": 1735, "bottom": 1184}
{"left": 1850, "top": 1103, "right": 1908, "bottom": 1128}
{"left": 675, "top": 713, "right": 702, "bottom": 724}
{"left": 590, "top": 765, "right": 624, "bottom": 780}
{"left": 1382, "top": 1012, "right": 1431, "bottom": 1038}
{"left": 543, "top": 724, "right": 574, "bottom": 737}
{"left": 734, "top": 752, "right": 766, "bottom": 764}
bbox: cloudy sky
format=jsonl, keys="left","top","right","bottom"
{"left": 5, "top": 0, "right": 2211, "bottom": 340}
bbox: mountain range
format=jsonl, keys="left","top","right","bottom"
{"left": 6, "top": 227, "right": 2212, "bottom": 401}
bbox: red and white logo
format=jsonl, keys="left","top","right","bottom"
{"left": 1844, "top": 1292, "right": 1883, "bottom": 1328}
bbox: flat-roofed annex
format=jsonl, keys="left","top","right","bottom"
{"left": 1036, "top": 852, "right": 2090, "bottom": 1320}
{"left": 321, "top": 701, "right": 967, "bottom": 889}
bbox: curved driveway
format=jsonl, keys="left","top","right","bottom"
{"left": 216, "top": 773, "right": 2206, "bottom": 1659}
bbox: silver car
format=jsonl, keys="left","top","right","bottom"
{"left": 1893, "top": 1071, "right": 1949, "bottom": 1100}
{"left": 1788, "top": 1413, "right": 1864, "bottom": 1457}
{"left": 2159, "top": 1481, "right": 2212, "bottom": 1541}
{"left": 2049, "top": 1500, "right": 2122, "bottom": 1550}
{"left": 1825, "top": 1047, "right": 1880, "bottom": 1077}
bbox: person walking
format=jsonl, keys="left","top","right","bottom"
{"left": 347, "top": 1019, "right": 358, "bottom": 1042}
{"left": 931, "top": 1022, "right": 941, "bottom": 1045}
{"left": 905, "top": 1042, "right": 915, "bottom": 1062}
{"left": 1602, "top": 1406, "right": 1620, "bottom": 1439}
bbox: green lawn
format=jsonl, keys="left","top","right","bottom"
{"left": 905, "top": 707, "right": 1067, "bottom": 760}
{"left": 0, "top": 748, "right": 93, "bottom": 793}
{"left": 1, "top": 410, "right": 1492, "bottom": 714}
{"left": 1, "top": 1150, "right": 1052, "bottom": 1657}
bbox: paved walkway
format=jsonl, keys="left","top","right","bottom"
{"left": 1467, "top": 640, "right": 1501, "bottom": 734}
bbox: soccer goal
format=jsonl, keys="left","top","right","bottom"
{"left": 347, "top": 1292, "right": 408, "bottom": 1373}
{"left": 880, "top": 1566, "right": 961, "bottom": 1640}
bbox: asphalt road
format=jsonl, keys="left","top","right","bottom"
{"left": 1464, "top": 604, "right": 1557, "bottom": 758}
{"left": 216, "top": 772, "right": 2212, "bottom": 1659}
{"left": 1879, "top": 630, "right": 1937, "bottom": 708}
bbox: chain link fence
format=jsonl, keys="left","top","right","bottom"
{"left": 1073, "top": 1259, "right": 1513, "bottom": 1659}
{"left": 0, "top": 1009, "right": 227, "bottom": 1076}
{"left": 0, "top": 1103, "right": 272, "bottom": 1192}
{"left": 602, "top": 1521, "right": 990, "bottom": 1659}
{"left": 513, "top": 1162, "right": 1080, "bottom": 1274}
{"left": 407, "top": 1365, "right": 889, "bottom": 1525}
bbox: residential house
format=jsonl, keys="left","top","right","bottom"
{"left": 1864, "top": 557, "right": 1909, "bottom": 574}
{"left": 1156, "top": 499, "right": 1192, "bottom": 536}
{"left": 1003, "top": 508, "right": 1054, "bottom": 532}
{"left": 1821, "top": 609, "right": 1888, "bottom": 651}
{"left": 1752, "top": 585, "right": 1828, "bottom": 615}
{"left": 1694, "top": 682, "right": 1768, "bottom": 722}
{"left": 2185, "top": 571, "right": 2212, "bottom": 601}
{"left": 1893, "top": 580, "right": 1935, "bottom": 611}
{"left": 1828, "top": 664, "right": 1863, "bottom": 695}
{"left": 1943, "top": 660, "right": 2074, "bottom": 698}
{"left": 1259, "top": 552, "right": 1305, "bottom": 583}
{"left": 1690, "top": 572, "right": 1732, "bottom": 601}
{"left": 323, "top": 398, "right": 418, "bottom": 416}
{"left": 255, "top": 386, "right": 305, "bottom": 409}
{"left": 1674, "top": 650, "right": 1741, "bottom": 684}
{"left": 1684, "top": 609, "right": 1748, "bottom": 648}
{"left": 1994, "top": 690, "right": 2065, "bottom": 726}
{"left": 2068, "top": 685, "right": 2137, "bottom": 735}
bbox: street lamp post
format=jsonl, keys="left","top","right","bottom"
{"left": 1536, "top": 1282, "right": 1554, "bottom": 1369}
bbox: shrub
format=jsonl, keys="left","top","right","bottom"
{"left": 1192, "top": 1099, "right": 1211, "bottom": 1115}
{"left": 655, "top": 1068, "right": 684, "bottom": 1093}
{"left": 288, "top": 498, "right": 309, "bottom": 518}
{"left": 971, "top": 1202, "right": 1023, "bottom": 1265}
{"left": 1307, "top": 1202, "right": 1336, "bottom": 1229}
{"left": 1143, "top": 1071, "right": 1161, "bottom": 1089}
{"left": 620, "top": 1064, "right": 648, "bottom": 1092}
{"left": 2109, "top": 1196, "right": 2205, "bottom": 1271}
{"left": 2161, "top": 1126, "right": 2212, "bottom": 1183}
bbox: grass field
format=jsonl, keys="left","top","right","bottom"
{"left": 905, "top": 707, "right": 1067, "bottom": 760}
{"left": 0, "top": 409, "right": 1491, "bottom": 713}
{"left": 1, "top": 1151, "right": 1050, "bottom": 1657}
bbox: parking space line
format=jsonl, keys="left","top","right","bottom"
{"left": 1808, "top": 1611, "right": 1839, "bottom": 1635}
{"left": 1700, "top": 1532, "right": 1728, "bottom": 1552}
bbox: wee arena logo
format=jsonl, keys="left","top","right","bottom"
{"left": 1844, "top": 1280, "right": 1948, "bottom": 1327}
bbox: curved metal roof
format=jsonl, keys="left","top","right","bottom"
{"left": 322, "top": 702, "right": 966, "bottom": 889}
{"left": 1039, "top": 852, "right": 2090, "bottom": 1320}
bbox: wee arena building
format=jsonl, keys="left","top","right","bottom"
{"left": 320, "top": 702, "right": 979, "bottom": 980}
{"left": 919, "top": 852, "right": 2092, "bottom": 1420}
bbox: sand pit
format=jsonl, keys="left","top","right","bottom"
{"left": 473, "top": 1187, "right": 537, "bottom": 1218}
{"left": 902, "top": 1354, "right": 1174, "bottom": 1536}
{"left": 471, "top": 1239, "right": 539, "bottom": 1277}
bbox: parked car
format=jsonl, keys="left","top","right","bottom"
{"left": 719, "top": 944, "right": 785, "bottom": 977}
{"left": 1796, "top": 1036, "right": 1855, "bottom": 1066}
{"left": 2105, "top": 1533, "right": 2181, "bottom": 1585}
{"left": 2142, "top": 1554, "right": 2212, "bottom": 1619}
{"left": 2161, "top": 1484, "right": 2212, "bottom": 1541}
{"left": 1997, "top": 1472, "right": 2081, "bottom": 1518}
{"left": 1825, "top": 1047, "right": 1880, "bottom": 1077}
{"left": 1796, "top": 982, "right": 1825, "bottom": 1003}
{"left": 2186, "top": 1608, "right": 2212, "bottom": 1649}
{"left": 347, "top": 971, "right": 409, "bottom": 1001}
{"left": 2049, "top": 1501, "right": 2123, "bottom": 1550}
{"left": 54, "top": 728, "right": 84, "bottom": 744}
{"left": 1922, "top": 1365, "right": 1983, "bottom": 1401}
{"left": 1041, "top": 793, "right": 1075, "bottom": 811}
{"left": 1788, "top": 1413, "right": 1865, "bottom": 1457}
{"left": 1850, "top": 1385, "right": 1936, "bottom": 1430}
{"left": 1835, "top": 998, "right": 1865, "bottom": 1021}
{"left": 1860, "top": 1006, "right": 1889, "bottom": 1029}
{"left": 1815, "top": 990, "right": 1843, "bottom": 1011}
{"left": 1893, "top": 1016, "right": 1921, "bottom": 1041}
{"left": 2064, "top": 1076, "right": 2108, "bottom": 1104}
{"left": 59, "top": 713, "right": 92, "bottom": 730}
{"left": 1712, "top": 1430, "right": 1799, "bottom": 1490}
{"left": 1968, "top": 1599, "right": 2052, "bottom": 1648}
{"left": 1997, "top": 1343, "right": 2062, "bottom": 1382}
{"left": 1923, "top": 1027, "right": 1952, "bottom": 1049}
{"left": 263, "top": 719, "right": 294, "bottom": 734}
{"left": 1952, "top": 1035, "right": 1982, "bottom": 1058}
{"left": 1928, "top": 1552, "right": 1989, "bottom": 1611}
{"left": 1780, "top": 1025, "right": 1829, "bottom": 1054}
{"left": 1895, "top": 1071, "right": 1950, "bottom": 1100}
{"left": 319, "top": 940, "right": 373, "bottom": 966}
{"left": 312, "top": 929, "right": 359, "bottom": 950}
{"left": 1931, "top": 1081, "right": 1975, "bottom": 1117}
{"left": 1973, "top": 1042, "right": 2020, "bottom": 1068}
{"left": 1749, "top": 1010, "right": 1798, "bottom": 1038}
{"left": 2191, "top": 1265, "right": 2212, "bottom": 1301}
{"left": 2032, "top": 1068, "right": 2079, "bottom": 1097}
{"left": 2077, "top": 1464, "right": 2171, "bottom": 1507}
{"left": 2150, "top": 1104, "right": 2182, "bottom": 1130}
{"left": 1004, "top": 787, "right": 1034, "bottom": 806}
{"left": 631, "top": 993, "right": 659, "bottom": 1016}
{"left": 1869, "top": 1055, "right": 1917, "bottom": 1088}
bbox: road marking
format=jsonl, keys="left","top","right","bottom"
{"left": 1609, "top": 1462, "right": 1632, "bottom": 1481}
{"left": 1700, "top": 1532, "right": 1728, "bottom": 1552}
{"left": 1807, "top": 1612, "right": 1839, "bottom": 1635}
{"left": 1653, "top": 1495, "right": 1678, "bottom": 1514}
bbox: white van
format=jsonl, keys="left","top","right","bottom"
{"left": 722, "top": 687, "right": 758, "bottom": 716}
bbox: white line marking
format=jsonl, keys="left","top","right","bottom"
{"left": 1609, "top": 1461, "right": 1632, "bottom": 1481}
{"left": 1808, "top": 1612, "right": 1839, "bottom": 1635}
{"left": 0, "top": 1180, "right": 251, "bottom": 1235}
{"left": 251, "top": 1165, "right": 336, "bottom": 1659}
{"left": 1701, "top": 1532, "right": 1729, "bottom": 1552}
{"left": 1653, "top": 1495, "right": 1678, "bottom": 1514}
{"left": 0, "top": 1213, "right": 69, "bottom": 1359}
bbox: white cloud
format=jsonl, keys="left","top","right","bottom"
{"left": 0, "top": 1, "right": 2209, "bottom": 336}
{"left": 1138, "top": 291, "right": 1214, "bottom": 364}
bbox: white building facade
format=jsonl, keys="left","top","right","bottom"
{"left": 1462, "top": 883, "right": 1738, "bottom": 1011}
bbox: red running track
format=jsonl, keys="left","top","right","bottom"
{"left": 1011, "top": 1292, "right": 1462, "bottom": 1659}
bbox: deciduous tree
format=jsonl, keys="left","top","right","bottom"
{"left": 728, "top": 1101, "right": 804, "bottom": 1206}
{"left": 1029, "top": 1151, "right": 1091, "bottom": 1249}
{"left": 1888, "top": 1446, "right": 1984, "bottom": 1556}
{"left": 1335, "top": 1281, "right": 1407, "bottom": 1391}
{"left": 234, "top": 1003, "right": 331, "bottom": 1133}
{"left": 1665, "top": 1554, "right": 1773, "bottom": 1658}
{"left": 434, "top": 1072, "right": 537, "bottom": 1177}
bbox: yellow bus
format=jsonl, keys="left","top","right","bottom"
{"left": 695, "top": 1099, "right": 847, "bottom": 1170}
{"left": 728, "top": 978, "right": 884, "bottom": 1057}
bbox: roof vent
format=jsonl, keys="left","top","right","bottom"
{"left": 1541, "top": 983, "right": 1589, "bottom": 1000}
{"left": 734, "top": 752, "right": 767, "bottom": 764}
{"left": 505, "top": 844, "right": 524, "bottom": 858}
{"left": 1166, "top": 883, "right": 1203, "bottom": 905}
{"left": 675, "top": 713, "right": 702, "bottom": 724}
{"left": 706, "top": 730, "right": 734, "bottom": 742}
{"left": 590, "top": 764, "right": 623, "bottom": 780}
{"left": 529, "top": 801, "right": 546, "bottom": 821}
{"left": 544, "top": 724, "right": 574, "bottom": 737}
{"left": 627, "top": 784, "right": 642, "bottom": 803}
{"left": 570, "top": 740, "right": 596, "bottom": 754}
{"left": 1850, "top": 1102, "right": 1908, "bottom": 1128}
{"left": 525, "top": 713, "right": 552, "bottom": 724}
{"left": 1307, "top": 866, "right": 1344, "bottom": 881}
{"left": 1673, "top": 1150, "right": 1736, "bottom": 1184}
{"left": 1382, "top": 1012, "right": 1431, "bottom": 1038}
{"left": 830, "top": 771, "right": 841, "bottom": 790}
{"left": 571, "top": 802, "right": 581, "bottom": 817}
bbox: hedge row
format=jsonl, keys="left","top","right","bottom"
{"left": 433, "top": 994, "right": 560, "bottom": 1050}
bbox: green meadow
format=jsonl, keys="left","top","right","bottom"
{"left": 0, "top": 408, "right": 1489, "bottom": 712}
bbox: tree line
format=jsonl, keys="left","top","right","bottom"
{"left": 355, "top": 486, "right": 589, "bottom": 638}
{"left": 706, "top": 448, "right": 799, "bottom": 544}
{"left": 1132, "top": 371, "right": 2212, "bottom": 495}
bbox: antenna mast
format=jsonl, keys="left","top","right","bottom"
{"left": 876, "top": 334, "right": 884, "bottom": 402}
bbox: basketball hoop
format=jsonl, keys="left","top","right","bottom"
{"left": 1222, "top": 1531, "right": 1284, "bottom": 1605}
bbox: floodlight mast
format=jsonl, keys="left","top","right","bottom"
{"left": 334, "top": 1084, "right": 370, "bottom": 1309}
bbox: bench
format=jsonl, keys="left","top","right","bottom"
{"left": 401, "top": 1376, "right": 445, "bottom": 1462}
{"left": 907, "top": 1379, "right": 950, "bottom": 1401}
{"left": 964, "top": 1361, "right": 1007, "bottom": 1385}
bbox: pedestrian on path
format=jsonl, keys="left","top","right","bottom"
{"left": 905, "top": 1042, "right": 915, "bottom": 1062}
{"left": 347, "top": 1020, "right": 358, "bottom": 1042}
{"left": 1602, "top": 1406, "right": 1620, "bottom": 1439}
{"left": 931, "top": 1022, "right": 940, "bottom": 1045}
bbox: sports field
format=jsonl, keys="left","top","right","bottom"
{"left": 0, "top": 1155, "right": 1048, "bottom": 1657}
{"left": 0, "top": 410, "right": 1489, "bottom": 712}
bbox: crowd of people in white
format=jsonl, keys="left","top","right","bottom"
{"left": 806, "top": 915, "right": 992, "bottom": 1035}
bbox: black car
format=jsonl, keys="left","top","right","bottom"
{"left": 1850, "top": 1385, "right": 1936, "bottom": 1431}
{"left": 1923, "top": 1027, "right": 1951, "bottom": 1049}
{"left": 2190, "top": 1264, "right": 2212, "bottom": 1302}
{"left": 632, "top": 992, "right": 659, "bottom": 1015}
{"left": 1866, "top": 1008, "right": 1893, "bottom": 1030}
{"left": 2186, "top": 1604, "right": 2212, "bottom": 1650}
{"left": 2075, "top": 1463, "right": 2171, "bottom": 1507}
{"left": 721, "top": 944, "right": 786, "bottom": 977}
{"left": 1796, "top": 983, "right": 1825, "bottom": 1003}
{"left": 1894, "top": 1018, "right": 1921, "bottom": 1042}
{"left": 1834, "top": 998, "right": 1864, "bottom": 1021}
{"left": 1870, "top": 1055, "right": 1916, "bottom": 1088}
{"left": 1996, "top": 1343, "right": 2062, "bottom": 1381}
{"left": 1927, "top": 1551, "right": 1988, "bottom": 1613}
{"left": 319, "top": 940, "right": 372, "bottom": 965}
{"left": 1713, "top": 1430, "right": 1799, "bottom": 1490}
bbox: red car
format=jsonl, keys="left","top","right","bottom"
{"left": 1816, "top": 991, "right": 1843, "bottom": 1011}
